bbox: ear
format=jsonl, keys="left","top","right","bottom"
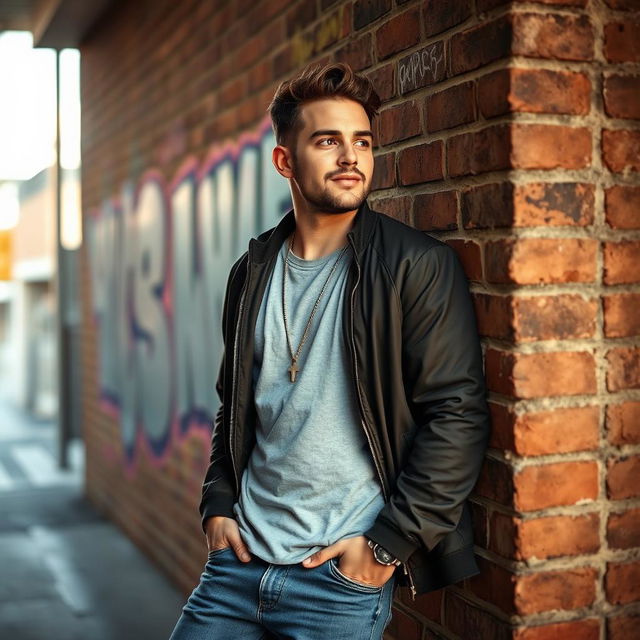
{"left": 272, "top": 145, "right": 294, "bottom": 179}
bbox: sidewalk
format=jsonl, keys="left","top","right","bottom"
{"left": 0, "top": 396, "right": 184, "bottom": 640}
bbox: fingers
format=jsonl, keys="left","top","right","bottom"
{"left": 302, "top": 541, "right": 341, "bottom": 568}
{"left": 226, "top": 525, "right": 251, "bottom": 563}
{"left": 204, "top": 516, "right": 251, "bottom": 563}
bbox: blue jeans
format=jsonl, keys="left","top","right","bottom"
{"left": 169, "top": 547, "right": 396, "bottom": 640}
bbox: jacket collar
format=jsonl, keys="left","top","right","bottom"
{"left": 248, "top": 199, "right": 377, "bottom": 264}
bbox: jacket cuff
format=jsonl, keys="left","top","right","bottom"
{"left": 199, "top": 492, "right": 236, "bottom": 533}
{"left": 364, "top": 518, "right": 420, "bottom": 563}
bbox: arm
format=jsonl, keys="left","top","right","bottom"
{"left": 365, "top": 243, "right": 491, "bottom": 561}
{"left": 198, "top": 257, "right": 245, "bottom": 530}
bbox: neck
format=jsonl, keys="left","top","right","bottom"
{"left": 290, "top": 209, "right": 357, "bottom": 260}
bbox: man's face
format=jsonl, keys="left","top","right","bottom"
{"left": 286, "top": 97, "right": 374, "bottom": 215}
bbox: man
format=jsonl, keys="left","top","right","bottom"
{"left": 170, "top": 62, "right": 490, "bottom": 640}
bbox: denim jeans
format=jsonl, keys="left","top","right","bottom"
{"left": 169, "top": 547, "right": 396, "bottom": 640}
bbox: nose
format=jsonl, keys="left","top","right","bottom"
{"left": 339, "top": 143, "right": 357, "bottom": 166}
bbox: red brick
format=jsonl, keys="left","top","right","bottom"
{"left": 479, "top": 0, "right": 587, "bottom": 9}
{"left": 491, "top": 511, "right": 601, "bottom": 561}
{"left": 513, "top": 182, "right": 594, "bottom": 226}
{"left": 604, "top": 293, "right": 640, "bottom": 338}
{"left": 447, "top": 125, "right": 511, "bottom": 177}
{"left": 516, "top": 295, "right": 597, "bottom": 341}
{"left": 466, "top": 556, "right": 517, "bottom": 613}
{"left": 515, "top": 567, "right": 597, "bottom": 614}
{"left": 375, "top": 6, "right": 421, "bottom": 60}
{"left": 513, "top": 406, "right": 600, "bottom": 456}
{"left": 378, "top": 101, "right": 421, "bottom": 145}
{"left": 444, "top": 592, "right": 512, "bottom": 640}
{"left": 422, "top": 0, "right": 473, "bottom": 37}
{"left": 372, "top": 151, "right": 395, "bottom": 190}
{"left": 460, "top": 181, "right": 596, "bottom": 228}
{"left": 608, "top": 454, "right": 640, "bottom": 499}
{"left": 385, "top": 608, "right": 421, "bottom": 640}
{"left": 511, "top": 124, "right": 591, "bottom": 169}
{"left": 371, "top": 195, "right": 412, "bottom": 226}
{"left": 413, "top": 191, "right": 457, "bottom": 231}
{"left": 462, "top": 182, "right": 513, "bottom": 229}
{"left": 470, "top": 501, "right": 488, "bottom": 547}
{"left": 607, "top": 347, "right": 640, "bottom": 391}
{"left": 353, "top": 0, "right": 392, "bottom": 30}
{"left": 485, "top": 349, "right": 597, "bottom": 399}
{"left": 512, "top": 13, "right": 594, "bottom": 61}
{"left": 473, "top": 293, "right": 512, "bottom": 340}
{"left": 606, "top": 0, "right": 640, "bottom": 7}
{"left": 446, "top": 239, "right": 482, "bottom": 281}
{"left": 478, "top": 68, "right": 591, "bottom": 118}
{"left": 606, "top": 185, "right": 640, "bottom": 229}
{"left": 426, "top": 81, "right": 476, "bottom": 132}
{"left": 607, "top": 401, "right": 640, "bottom": 445}
{"left": 513, "top": 619, "right": 600, "bottom": 640}
{"left": 606, "top": 560, "right": 640, "bottom": 604}
{"left": 485, "top": 238, "right": 597, "bottom": 284}
{"left": 412, "top": 589, "right": 442, "bottom": 623}
{"left": 335, "top": 32, "right": 373, "bottom": 71}
{"left": 605, "top": 20, "right": 640, "bottom": 62}
{"left": 604, "top": 74, "right": 640, "bottom": 120}
{"left": 514, "top": 461, "right": 599, "bottom": 510}
{"left": 518, "top": 513, "right": 600, "bottom": 560}
{"left": 247, "top": 60, "right": 272, "bottom": 93}
{"left": 602, "top": 129, "right": 640, "bottom": 173}
{"left": 607, "top": 508, "right": 640, "bottom": 549}
{"left": 398, "top": 141, "right": 443, "bottom": 185}
{"left": 367, "top": 62, "right": 395, "bottom": 101}
{"left": 604, "top": 241, "right": 640, "bottom": 285}
{"left": 449, "top": 15, "right": 513, "bottom": 75}
{"left": 474, "top": 457, "right": 515, "bottom": 506}
{"left": 489, "top": 511, "right": 517, "bottom": 557}
{"left": 608, "top": 614, "right": 640, "bottom": 640}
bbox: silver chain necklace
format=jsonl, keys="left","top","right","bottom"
{"left": 282, "top": 233, "right": 349, "bottom": 383}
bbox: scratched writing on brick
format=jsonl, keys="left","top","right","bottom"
{"left": 398, "top": 43, "right": 445, "bottom": 95}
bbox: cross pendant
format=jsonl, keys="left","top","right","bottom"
{"left": 288, "top": 360, "right": 300, "bottom": 383}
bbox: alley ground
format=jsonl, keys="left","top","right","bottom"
{"left": 0, "top": 394, "right": 185, "bottom": 640}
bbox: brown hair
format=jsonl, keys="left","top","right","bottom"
{"left": 268, "top": 62, "right": 381, "bottom": 146}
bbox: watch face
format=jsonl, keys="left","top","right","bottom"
{"left": 374, "top": 546, "right": 395, "bottom": 565}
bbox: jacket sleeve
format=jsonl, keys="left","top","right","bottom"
{"left": 198, "top": 258, "right": 244, "bottom": 531}
{"left": 365, "top": 243, "right": 490, "bottom": 562}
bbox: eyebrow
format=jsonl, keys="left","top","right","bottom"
{"left": 309, "top": 129, "right": 373, "bottom": 139}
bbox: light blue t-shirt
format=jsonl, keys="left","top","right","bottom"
{"left": 233, "top": 238, "right": 384, "bottom": 564}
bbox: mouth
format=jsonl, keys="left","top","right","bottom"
{"left": 331, "top": 175, "right": 362, "bottom": 187}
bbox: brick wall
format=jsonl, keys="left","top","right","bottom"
{"left": 79, "top": 0, "right": 639, "bottom": 637}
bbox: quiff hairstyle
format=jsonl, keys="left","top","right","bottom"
{"left": 268, "top": 62, "right": 382, "bottom": 146}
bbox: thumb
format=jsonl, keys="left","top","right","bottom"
{"left": 226, "top": 529, "right": 251, "bottom": 563}
{"left": 302, "top": 542, "right": 341, "bottom": 568}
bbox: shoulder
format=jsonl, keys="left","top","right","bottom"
{"left": 368, "top": 207, "right": 456, "bottom": 273}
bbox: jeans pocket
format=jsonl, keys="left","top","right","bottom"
{"left": 327, "top": 558, "right": 383, "bottom": 594}
{"left": 207, "top": 546, "right": 233, "bottom": 559}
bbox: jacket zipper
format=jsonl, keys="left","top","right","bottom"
{"left": 228, "top": 260, "right": 250, "bottom": 494}
{"left": 347, "top": 236, "right": 416, "bottom": 601}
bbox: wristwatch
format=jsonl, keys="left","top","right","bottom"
{"left": 367, "top": 538, "right": 401, "bottom": 567}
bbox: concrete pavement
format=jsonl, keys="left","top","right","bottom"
{"left": 0, "top": 395, "right": 185, "bottom": 640}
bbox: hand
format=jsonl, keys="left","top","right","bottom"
{"left": 302, "top": 535, "right": 396, "bottom": 587}
{"left": 204, "top": 516, "right": 251, "bottom": 563}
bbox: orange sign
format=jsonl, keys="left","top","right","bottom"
{"left": 0, "top": 229, "right": 12, "bottom": 280}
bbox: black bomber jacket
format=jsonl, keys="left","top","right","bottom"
{"left": 199, "top": 200, "right": 491, "bottom": 596}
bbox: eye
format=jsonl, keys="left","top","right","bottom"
{"left": 318, "top": 137, "right": 337, "bottom": 146}
{"left": 355, "top": 140, "right": 370, "bottom": 147}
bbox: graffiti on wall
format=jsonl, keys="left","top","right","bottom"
{"left": 87, "top": 117, "right": 291, "bottom": 467}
